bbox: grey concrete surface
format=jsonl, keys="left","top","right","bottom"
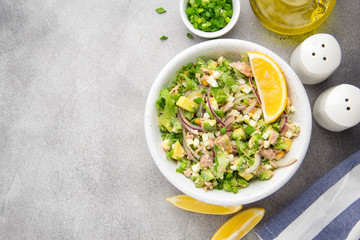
{"left": 0, "top": 0, "right": 359, "bottom": 239}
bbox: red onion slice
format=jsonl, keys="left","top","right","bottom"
{"left": 276, "top": 157, "right": 297, "bottom": 168}
{"left": 224, "top": 115, "right": 231, "bottom": 122}
{"left": 178, "top": 113, "right": 198, "bottom": 135}
{"left": 195, "top": 93, "right": 205, "bottom": 118}
{"left": 234, "top": 93, "right": 255, "bottom": 105}
{"left": 178, "top": 108, "right": 202, "bottom": 134}
{"left": 182, "top": 128, "right": 199, "bottom": 162}
{"left": 178, "top": 114, "right": 198, "bottom": 135}
{"left": 206, "top": 87, "right": 225, "bottom": 127}
{"left": 237, "top": 105, "right": 247, "bottom": 111}
{"left": 231, "top": 142, "right": 238, "bottom": 150}
{"left": 224, "top": 115, "right": 236, "bottom": 127}
{"left": 244, "top": 153, "right": 261, "bottom": 174}
{"left": 249, "top": 76, "right": 262, "bottom": 105}
{"left": 280, "top": 116, "right": 288, "bottom": 131}
{"left": 243, "top": 99, "right": 258, "bottom": 115}
{"left": 182, "top": 138, "right": 195, "bottom": 161}
{"left": 196, "top": 102, "right": 204, "bottom": 118}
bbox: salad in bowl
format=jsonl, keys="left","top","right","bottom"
{"left": 156, "top": 55, "right": 299, "bottom": 193}
{"left": 145, "top": 39, "right": 311, "bottom": 206}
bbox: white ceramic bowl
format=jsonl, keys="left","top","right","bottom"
{"left": 180, "top": 0, "right": 240, "bottom": 38}
{"left": 144, "top": 39, "right": 312, "bottom": 206}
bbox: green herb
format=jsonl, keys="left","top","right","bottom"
{"left": 244, "top": 125, "right": 256, "bottom": 135}
{"left": 160, "top": 35, "right": 168, "bottom": 40}
{"left": 220, "top": 127, "right": 226, "bottom": 135}
{"left": 155, "top": 7, "right": 166, "bottom": 14}
{"left": 187, "top": 33, "right": 194, "bottom": 39}
{"left": 185, "top": 0, "right": 233, "bottom": 32}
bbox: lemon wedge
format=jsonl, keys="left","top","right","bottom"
{"left": 211, "top": 208, "right": 265, "bottom": 240}
{"left": 248, "top": 52, "right": 287, "bottom": 123}
{"left": 165, "top": 195, "right": 242, "bottom": 215}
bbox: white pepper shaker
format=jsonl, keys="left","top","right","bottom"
{"left": 290, "top": 33, "right": 341, "bottom": 85}
{"left": 313, "top": 84, "right": 360, "bottom": 132}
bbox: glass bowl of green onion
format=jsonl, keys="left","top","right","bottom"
{"left": 180, "top": 0, "right": 240, "bottom": 39}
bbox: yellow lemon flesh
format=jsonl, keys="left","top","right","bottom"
{"left": 211, "top": 208, "right": 265, "bottom": 240}
{"left": 248, "top": 52, "right": 287, "bottom": 123}
{"left": 165, "top": 195, "right": 242, "bottom": 215}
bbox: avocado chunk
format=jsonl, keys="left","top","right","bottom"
{"left": 258, "top": 169, "right": 273, "bottom": 180}
{"left": 171, "top": 141, "right": 185, "bottom": 160}
{"left": 232, "top": 128, "right": 246, "bottom": 140}
{"left": 239, "top": 171, "right": 253, "bottom": 181}
{"left": 274, "top": 137, "right": 293, "bottom": 152}
{"left": 176, "top": 96, "right": 198, "bottom": 112}
{"left": 215, "top": 134, "right": 233, "bottom": 153}
{"left": 157, "top": 89, "right": 177, "bottom": 132}
{"left": 237, "top": 178, "right": 249, "bottom": 188}
{"left": 158, "top": 115, "right": 172, "bottom": 132}
{"left": 170, "top": 119, "right": 182, "bottom": 133}
{"left": 201, "top": 169, "right": 214, "bottom": 181}
{"left": 223, "top": 177, "right": 237, "bottom": 192}
{"left": 194, "top": 176, "right": 205, "bottom": 188}
{"left": 214, "top": 150, "right": 231, "bottom": 179}
{"left": 186, "top": 89, "right": 202, "bottom": 101}
{"left": 202, "top": 119, "right": 217, "bottom": 132}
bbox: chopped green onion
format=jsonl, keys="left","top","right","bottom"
{"left": 244, "top": 125, "right": 256, "bottom": 135}
{"left": 155, "top": 7, "right": 166, "bottom": 14}
{"left": 160, "top": 35, "right": 168, "bottom": 40}
{"left": 185, "top": 0, "right": 233, "bottom": 32}
{"left": 187, "top": 33, "right": 194, "bottom": 39}
{"left": 220, "top": 127, "right": 226, "bottom": 135}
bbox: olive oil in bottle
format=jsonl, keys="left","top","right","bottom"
{"left": 249, "top": 0, "right": 336, "bottom": 35}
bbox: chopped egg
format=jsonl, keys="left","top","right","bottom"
{"left": 212, "top": 71, "right": 221, "bottom": 79}
{"left": 236, "top": 114, "right": 244, "bottom": 122}
{"left": 192, "top": 163, "right": 201, "bottom": 173}
{"left": 285, "top": 131, "right": 294, "bottom": 139}
{"left": 208, "top": 119, "right": 217, "bottom": 126}
{"left": 202, "top": 133, "right": 209, "bottom": 141}
{"left": 240, "top": 84, "right": 252, "bottom": 94}
{"left": 262, "top": 132, "right": 270, "bottom": 140}
{"left": 207, "top": 75, "right": 219, "bottom": 87}
{"left": 193, "top": 138, "right": 200, "bottom": 148}
{"left": 252, "top": 113, "right": 261, "bottom": 121}
{"left": 227, "top": 96, "right": 235, "bottom": 102}
{"left": 229, "top": 109, "right": 240, "bottom": 117}
{"left": 290, "top": 106, "right": 296, "bottom": 113}
{"left": 249, "top": 119, "right": 257, "bottom": 127}
{"left": 207, "top": 133, "right": 215, "bottom": 139}
{"left": 238, "top": 78, "right": 246, "bottom": 84}
{"left": 210, "top": 97, "right": 218, "bottom": 110}
{"left": 255, "top": 108, "right": 262, "bottom": 116}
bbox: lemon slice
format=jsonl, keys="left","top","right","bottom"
{"left": 211, "top": 208, "right": 265, "bottom": 240}
{"left": 248, "top": 52, "right": 287, "bottom": 123}
{"left": 165, "top": 195, "right": 242, "bottom": 215}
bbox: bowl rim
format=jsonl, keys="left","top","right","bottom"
{"left": 144, "top": 39, "right": 312, "bottom": 206}
{"left": 179, "top": 0, "right": 241, "bottom": 39}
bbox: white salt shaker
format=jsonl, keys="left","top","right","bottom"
{"left": 313, "top": 84, "right": 360, "bottom": 132}
{"left": 290, "top": 33, "right": 341, "bottom": 85}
